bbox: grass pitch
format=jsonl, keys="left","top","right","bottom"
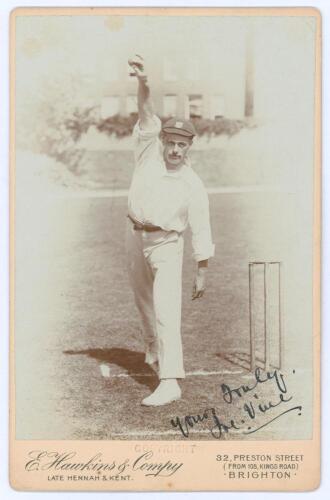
{"left": 16, "top": 189, "right": 291, "bottom": 440}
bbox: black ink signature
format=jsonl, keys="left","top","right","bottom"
{"left": 220, "top": 367, "right": 287, "bottom": 404}
{"left": 170, "top": 369, "right": 302, "bottom": 438}
{"left": 243, "top": 406, "right": 302, "bottom": 434}
{"left": 170, "top": 407, "right": 240, "bottom": 439}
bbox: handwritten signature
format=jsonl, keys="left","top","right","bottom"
{"left": 170, "top": 368, "right": 302, "bottom": 438}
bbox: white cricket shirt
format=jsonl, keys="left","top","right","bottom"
{"left": 128, "top": 115, "right": 215, "bottom": 262}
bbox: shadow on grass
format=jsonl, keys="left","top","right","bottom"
{"left": 63, "top": 347, "right": 157, "bottom": 390}
{"left": 216, "top": 351, "right": 278, "bottom": 373}
{"left": 215, "top": 351, "right": 252, "bottom": 371}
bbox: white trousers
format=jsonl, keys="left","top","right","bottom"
{"left": 126, "top": 219, "right": 185, "bottom": 379}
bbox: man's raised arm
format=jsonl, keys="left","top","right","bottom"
{"left": 128, "top": 55, "right": 154, "bottom": 130}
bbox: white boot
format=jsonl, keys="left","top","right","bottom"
{"left": 141, "top": 379, "right": 181, "bottom": 406}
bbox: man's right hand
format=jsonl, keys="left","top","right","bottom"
{"left": 128, "top": 54, "right": 147, "bottom": 82}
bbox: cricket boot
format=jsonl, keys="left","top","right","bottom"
{"left": 141, "top": 379, "right": 181, "bottom": 406}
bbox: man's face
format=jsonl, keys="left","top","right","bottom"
{"left": 162, "top": 133, "right": 192, "bottom": 169}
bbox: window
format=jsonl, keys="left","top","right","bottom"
{"left": 212, "top": 95, "right": 225, "bottom": 119}
{"left": 126, "top": 95, "right": 137, "bottom": 115}
{"left": 163, "top": 95, "right": 177, "bottom": 117}
{"left": 187, "top": 94, "right": 203, "bottom": 119}
{"left": 100, "top": 96, "right": 120, "bottom": 118}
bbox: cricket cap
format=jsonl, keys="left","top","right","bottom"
{"left": 162, "top": 118, "right": 196, "bottom": 138}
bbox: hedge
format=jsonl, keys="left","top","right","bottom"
{"left": 95, "top": 114, "right": 247, "bottom": 139}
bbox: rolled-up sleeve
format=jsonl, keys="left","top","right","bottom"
{"left": 188, "top": 184, "right": 215, "bottom": 262}
{"left": 133, "top": 115, "right": 162, "bottom": 165}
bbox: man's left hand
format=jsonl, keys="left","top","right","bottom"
{"left": 192, "top": 269, "right": 207, "bottom": 300}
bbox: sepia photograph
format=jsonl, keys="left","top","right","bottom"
{"left": 13, "top": 10, "right": 318, "bottom": 447}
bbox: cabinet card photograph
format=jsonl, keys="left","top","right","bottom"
{"left": 10, "top": 6, "right": 321, "bottom": 492}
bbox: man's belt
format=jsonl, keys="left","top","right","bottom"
{"left": 127, "top": 214, "right": 163, "bottom": 232}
